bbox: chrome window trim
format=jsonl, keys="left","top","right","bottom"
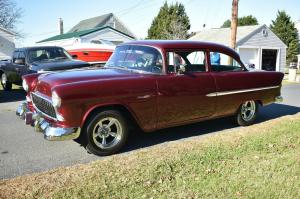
{"left": 31, "top": 92, "right": 58, "bottom": 121}
{"left": 206, "top": 85, "right": 280, "bottom": 97}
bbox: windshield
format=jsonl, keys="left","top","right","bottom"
{"left": 91, "top": 39, "right": 115, "bottom": 46}
{"left": 105, "top": 45, "right": 163, "bottom": 74}
{"left": 28, "top": 48, "right": 72, "bottom": 63}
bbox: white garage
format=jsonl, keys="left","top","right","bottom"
{"left": 189, "top": 25, "right": 287, "bottom": 72}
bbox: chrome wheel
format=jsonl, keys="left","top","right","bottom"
{"left": 240, "top": 101, "right": 256, "bottom": 122}
{"left": 92, "top": 117, "right": 123, "bottom": 149}
{"left": 1, "top": 73, "right": 11, "bottom": 91}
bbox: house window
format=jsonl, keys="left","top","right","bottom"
{"left": 262, "top": 29, "right": 268, "bottom": 37}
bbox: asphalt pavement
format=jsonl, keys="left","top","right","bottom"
{"left": 1, "top": 83, "right": 300, "bottom": 179}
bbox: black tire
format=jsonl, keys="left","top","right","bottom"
{"left": 236, "top": 100, "right": 258, "bottom": 126}
{"left": 84, "top": 110, "right": 129, "bottom": 156}
{"left": 1, "top": 73, "right": 12, "bottom": 91}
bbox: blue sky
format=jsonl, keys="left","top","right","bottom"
{"left": 15, "top": 0, "right": 300, "bottom": 47}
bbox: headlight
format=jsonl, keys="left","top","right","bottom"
{"left": 22, "top": 79, "right": 29, "bottom": 92}
{"left": 52, "top": 91, "right": 61, "bottom": 107}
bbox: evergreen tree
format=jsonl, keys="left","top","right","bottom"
{"left": 147, "top": 2, "right": 190, "bottom": 39}
{"left": 221, "top": 15, "right": 258, "bottom": 28}
{"left": 270, "top": 10, "right": 299, "bottom": 64}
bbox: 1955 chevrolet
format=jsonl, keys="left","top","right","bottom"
{"left": 16, "top": 40, "right": 284, "bottom": 156}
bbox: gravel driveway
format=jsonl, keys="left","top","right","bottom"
{"left": 1, "top": 83, "right": 300, "bottom": 179}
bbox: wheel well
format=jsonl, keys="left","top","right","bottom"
{"left": 82, "top": 104, "right": 140, "bottom": 131}
{"left": 256, "top": 100, "right": 263, "bottom": 107}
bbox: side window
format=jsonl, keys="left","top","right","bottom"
{"left": 167, "top": 50, "right": 206, "bottom": 73}
{"left": 19, "top": 52, "right": 25, "bottom": 59}
{"left": 12, "top": 51, "right": 19, "bottom": 63}
{"left": 187, "top": 51, "right": 205, "bottom": 65}
{"left": 210, "top": 51, "right": 243, "bottom": 72}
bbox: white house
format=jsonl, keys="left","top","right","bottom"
{"left": 0, "top": 26, "right": 16, "bottom": 60}
{"left": 189, "top": 25, "right": 287, "bottom": 72}
{"left": 38, "top": 13, "right": 136, "bottom": 46}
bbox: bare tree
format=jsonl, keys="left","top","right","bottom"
{"left": 0, "top": 0, "right": 22, "bottom": 32}
{"left": 163, "top": 20, "right": 188, "bottom": 40}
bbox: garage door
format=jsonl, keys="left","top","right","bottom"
{"left": 239, "top": 48, "right": 259, "bottom": 69}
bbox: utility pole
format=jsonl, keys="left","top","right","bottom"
{"left": 230, "top": 0, "right": 238, "bottom": 50}
{"left": 59, "top": 18, "right": 64, "bottom": 35}
{"left": 229, "top": 0, "right": 238, "bottom": 65}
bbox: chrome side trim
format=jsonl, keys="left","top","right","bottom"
{"left": 206, "top": 85, "right": 280, "bottom": 97}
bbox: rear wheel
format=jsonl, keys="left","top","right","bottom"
{"left": 85, "top": 110, "right": 129, "bottom": 156}
{"left": 236, "top": 100, "right": 258, "bottom": 126}
{"left": 1, "top": 73, "right": 12, "bottom": 91}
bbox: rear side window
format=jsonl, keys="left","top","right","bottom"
{"left": 12, "top": 51, "right": 19, "bottom": 62}
{"left": 210, "top": 51, "right": 243, "bottom": 72}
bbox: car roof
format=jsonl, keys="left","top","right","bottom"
{"left": 120, "top": 40, "right": 241, "bottom": 60}
{"left": 16, "top": 46, "right": 64, "bottom": 51}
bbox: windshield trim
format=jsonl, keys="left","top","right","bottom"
{"left": 105, "top": 44, "right": 166, "bottom": 75}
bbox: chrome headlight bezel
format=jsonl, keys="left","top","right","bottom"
{"left": 22, "top": 79, "right": 29, "bottom": 92}
{"left": 52, "top": 91, "right": 61, "bottom": 108}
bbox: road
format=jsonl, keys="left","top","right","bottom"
{"left": 1, "top": 83, "right": 300, "bottom": 179}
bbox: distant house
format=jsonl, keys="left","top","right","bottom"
{"left": 0, "top": 26, "right": 16, "bottom": 60}
{"left": 38, "top": 13, "right": 136, "bottom": 45}
{"left": 189, "top": 25, "right": 287, "bottom": 72}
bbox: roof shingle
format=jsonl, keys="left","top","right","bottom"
{"left": 189, "top": 25, "right": 263, "bottom": 46}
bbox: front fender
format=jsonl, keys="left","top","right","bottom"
{"left": 52, "top": 77, "right": 158, "bottom": 131}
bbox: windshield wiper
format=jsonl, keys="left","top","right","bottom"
{"left": 54, "top": 57, "right": 67, "bottom": 60}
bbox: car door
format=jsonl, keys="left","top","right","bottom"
{"left": 16, "top": 51, "right": 29, "bottom": 77}
{"left": 5, "top": 51, "right": 19, "bottom": 83}
{"left": 208, "top": 51, "right": 256, "bottom": 116}
{"left": 10, "top": 51, "right": 27, "bottom": 83}
{"left": 156, "top": 49, "right": 216, "bottom": 128}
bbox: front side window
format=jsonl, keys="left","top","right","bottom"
{"left": 105, "top": 45, "right": 163, "bottom": 74}
{"left": 12, "top": 51, "right": 19, "bottom": 63}
{"left": 210, "top": 51, "right": 244, "bottom": 72}
{"left": 167, "top": 50, "right": 206, "bottom": 73}
{"left": 19, "top": 52, "right": 25, "bottom": 59}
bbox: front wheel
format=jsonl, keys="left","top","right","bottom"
{"left": 85, "top": 110, "right": 129, "bottom": 156}
{"left": 1, "top": 73, "right": 12, "bottom": 91}
{"left": 236, "top": 100, "right": 258, "bottom": 126}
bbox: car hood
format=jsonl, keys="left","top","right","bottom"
{"left": 35, "top": 67, "right": 141, "bottom": 96}
{"left": 30, "top": 59, "right": 90, "bottom": 72}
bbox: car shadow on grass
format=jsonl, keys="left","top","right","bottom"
{"left": 0, "top": 88, "right": 26, "bottom": 103}
{"left": 121, "top": 103, "right": 300, "bottom": 153}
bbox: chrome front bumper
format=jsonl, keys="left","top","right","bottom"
{"left": 16, "top": 101, "right": 80, "bottom": 141}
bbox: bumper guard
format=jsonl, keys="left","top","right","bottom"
{"left": 16, "top": 101, "right": 80, "bottom": 141}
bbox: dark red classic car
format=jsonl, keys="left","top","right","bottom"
{"left": 16, "top": 40, "right": 283, "bottom": 156}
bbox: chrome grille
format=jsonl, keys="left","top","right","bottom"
{"left": 31, "top": 93, "right": 56, "bottom": 119}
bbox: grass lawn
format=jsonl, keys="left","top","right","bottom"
{"left": 0, "top": 84, "right": 22, "bottom": 91}
{"left": 0, "top": 114, "right": 299, "bottom": 199}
